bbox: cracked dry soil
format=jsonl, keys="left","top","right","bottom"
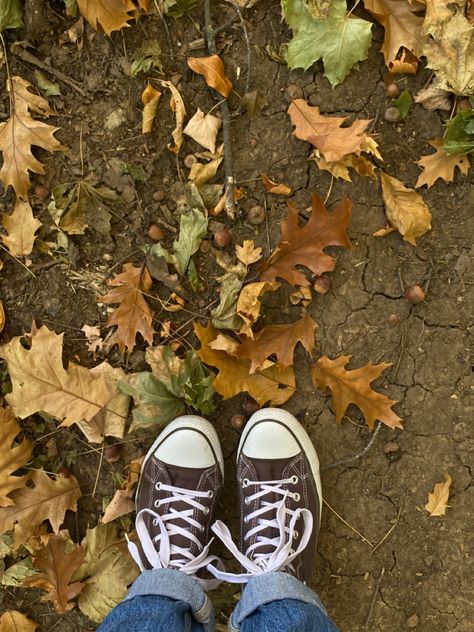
{"left": 0, "top": 1, "right": 473, "bottom": 631}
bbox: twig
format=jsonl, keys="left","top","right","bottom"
{"left": 322, "top": 422, "right": 382, "bottom": 471}
{"left": 372, "top": 502, "right": 404, "bottom": 553}
{"left": 230, "top": 0, "right": 252, "bottom": 117}
{"left": 323, "top": 498, "right": 374, "bottom": 548}
{"left": 91, "top": 442, "right": 105, "bottom": 498}
{"left": 153, "top": 0, "right": 173, "bottom": 56}
{"left": 0, "top": 243, "right": 36, "bottom": 278}
{"left": 214, "top": 0, "right": 253, "bottom": 36}
{"left": 364, "top": 567, "right": 385, "bottom": 630}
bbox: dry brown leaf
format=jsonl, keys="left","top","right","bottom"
{"left": 414, "top": 82, "right": 452, "bottom": 111}
{"left": 141, "top": 82, "right": 161, "bottom": 134}
{"left": 290, "top": 286, "right": 312, "bottom": 307}
{"left": 425, "top": 474, "right": 452, "bottom": 516}
{"left": 1, "top": 199, "right": 42, "bottom": 257}
{"left": 261, "top": 173, "right": 293, "bottom": 196}
{"left": 288, "top": 99, "right": 371, "bottom": 162}
{"left": 23, "top": 534, "right": 85, "bottom": 613}
{"left": 312, "top": 355, "right": 402, "bottom": 430}
{"left": 416, "top": 138, "right": 470, "bottom": 188}
{"left": 187, "top": 55, "right": 233, "bottom": 98}
{"left": 102, "top": 456, "right": 143, "bottom": 523}
{"left": 313, "top": 152, "right": 377, "bottom": 181}
{"left": 0, "top": 300, "right": 4, "bottom": 333}
{"left": 237, "top": 281, "right": 280, "bottom": 338}
{"left": 0, "top": 611, "right": 38, "bottom": 632}
{"left": 234, "top": 314, "right": 317, "bottom": 373}
{"left": 100, "top": 263, "right": 154, "bottom": 353}
{"left": 0, "top": 325, "right": 113, "bottom": 426}
{"left": 0, "top": 469, "right": 81, "bottom": 548}
{"left": 260, "top": 194, "right": 351, "bottom": 286}
{"left": 0, "top": 76, "right": 63, "bottom": 200}
{"left": 160, "top": 80, "right": 186, "bottom": 154}
{"left": 81, "top": 324, "right": 103, "bottom": 354}
{"left": 379, "top": 172, "right": 432, "bottom": 245}
{"left": 195, "top": 322, "right": 295, "bottom": 406}
{"left": 76, "top": 0, "right": 136, "bottom": 34}
{"left": 388, "top": 48, "right": 419, "bottom": 74}
{"left": 235, "top": 240, "right": 263, "bottom": 266}
{"left": 0, "top": 407, "right": 33, "bottom": 507}
{"left": 188, "top": 153, "right": 223, "bottom": 186}
{"left": 183, "top": 108, "right": 221, "bottom": 154}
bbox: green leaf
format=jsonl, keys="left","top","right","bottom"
{"left": 34, "top": 70, "right": 61, "bottom": 97}
{"left": 131, "top": 40, "right": 163, "bottom": 76}
{"left": 187, "top": 257, "right": 203, "bottom": 292}
{"left": 163, "top": 0, "right": 201, "bottom": 18}
{"left": 444, "top": 109, "right": 474, "bottom": 155}
{"left": 0, "top": 0, "right": 22, "bottom": 31}
{"left": 211, "top": 272, "right": 244, "bottom": 330}
{"left": 394, "top": 90, "right": 411, "bottom": 120}
{"left": 63, "top": 0, "right": 78, "bottom": 17}
{"left": 283, "top": 0, "right": 372, "bottom": 87}
{"left": 2, "top": 557, "right": 38, "bottom": 586}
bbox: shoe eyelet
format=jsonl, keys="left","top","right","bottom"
{"left": 199, "top": 524, "right": 205, "bottom": 532}
{"left": 290, "top": 475, "right": 299, "bottom": 485}
{"left": 155, "top": 482, "right": 162, "bottom": 491}
{"left": 293, "top": 492, "right": 301, "bottom": 502}
{"left": 207, "top": 490, "right": 214, "bottom": 498}
{"left": 244, "top": 497, "right": 251, "bottom": 505}
{"left": 203, "top": 507, "right": 210, "bottom": 515}
{"left": 242, "top": 478, "right": 250, "bottom": 488}
{"left": 154, "top": 499, "right": 160, "bottom": 508}
{"left": 292, "top": 530, "right": 299, "bottom": 539}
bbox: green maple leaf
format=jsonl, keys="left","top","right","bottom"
{"left": 283, "top": 0, "right": 373, "bottom": 87}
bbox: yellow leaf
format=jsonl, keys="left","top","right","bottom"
{"left": 416, "top": 138, "right": 470, "bottom": 188}
{"left": 237, "top": 281, "right": 280, "bottom": 338}
{"left": 1, "top": 199, "right": 42, "bottom": 256}
{"left": 379, "top": 171, "right": 432, "bottom": 245}
{"left": 141, "top": 82, "right": 161, "bottom": 134}
{"left": 76, "top": 0, "right": 137, "bottom": 35}
{"left": 0, "top": 611, "right": 38, "bottom": 632}
{"left": 425, "top": 474, "right": 452, "bottom": 516}
{"left": 101, "top": 456, "right": 143, "bottom": 524}
{"left": 0, "top": 407, "right": 33, "bottom": 507}
{"left": 187, "top": 55, "right": 233, "bottom": 98}
{"left": 183, "top": 108, "right": 221, "bottom": 154}
{"left": 235, "top": 240, "right": 263, "bottom": 266}
{"left": 160, "top": 80, "right": 187, "bottom": 154}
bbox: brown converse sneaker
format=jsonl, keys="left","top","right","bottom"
{"left": 210, "top": 408, "right": 321, "bottom": 584}
{"left": 127, "top": 415, "right": 224, "bottom": 589}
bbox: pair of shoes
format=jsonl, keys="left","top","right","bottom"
{"left": 128, "top": 408, "right": 321, "bottom": 588}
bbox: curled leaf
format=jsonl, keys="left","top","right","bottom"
{"left": 141, "top": 82, "right": 161, "bottom": 134}
{"left": 187, "top": 55, "right": 233, "bottom": 98}
{"left": 160, "top": 80, "right": 186, "bottom": 154}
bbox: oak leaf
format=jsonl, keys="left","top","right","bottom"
{"left": 0, "top": 76, "right": 63, "bottom": 200}
{"left": 0, "top": 325, "right": 113, "bottom": 426}
{"left": 76, "top": 0, "right": 137, "bottom": 34}
{"left": 23, "top": 534, "right": 85, "bottom": 613}
{"left": 0, "top": 611, "right": 38, "bottom": 632}
{"left": 0, "top": 407, "right": 33, "bottom": 507}
{"left": 311, "top": 355, "right": 402, "bottom": 430}
{"left": 102, "top": 456, "right": 143, "bottom": 523}
{"left": 379, "top": 172, "right": 432, "bottom": 245}
{"left": 141, "top": 82, "right": 161, "bottom": 134}
{"left": 288, "top": 99, "right": 371, "bottom": 162}
{"left": 184, "top": 108, "right": 221, "bottom": 154}
{"left": 187, "top": 55, "right": 233, "bottom": 98}
{"left": 100, "top": 263, "right": 154, "bottom": 353}
{"left": 234, "top": 314, "right": 317, "bottom": 373}
{"left": 0, "top": 469, "right": 81, "bottom": 548}
{"left": 160, "top": 80, "right": 187, "bottom": 154}
{"left": 195, "top": 322, "right": 296, "bottom": 406}
{"left": 1, "top": 199, "right": 42, "bottom": 256}
{"left": 260, "top": 194, "right": 351, "bottom": 286}
{"left": 425, "top": 474, "right": 452, "bottom": 516}
{"left": 416, "top": 138, "right": 470, "bottom": 188}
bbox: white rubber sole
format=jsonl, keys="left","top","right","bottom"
{"left": 141, "top": 415, "right": 224, "bottom": 478}
{"left": 237, "top": 407, "right": 322, "bottom": 518}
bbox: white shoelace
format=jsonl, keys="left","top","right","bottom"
{"left": 127, "top": 482, "right": 222, "bottom": 590}
{"left": 209, "top": 477, "right": 313, "bottom": 583}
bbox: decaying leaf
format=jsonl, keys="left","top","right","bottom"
{"left": 312, "top": 355, "right": 402, "bottom": 430}
{"left": 211, "top": 272, "right": 244, "bottom": 331}
{"left": 82, "top": 324, "right": 103, "bottom": 354}
{"left": 260, "top": 194, "right": 351, "bottom": 286}
{"left": 379, "top": 172, "right": 432, "bottom": 245}
{"left": 102, "top": 457, "right": 143, "bottom": 523}
{"left": 184, "top": 108, "right": 221, "bottom": 154}
{"left": 160, "top": 80, "right": 186, "bottom": 154}
{"left": 0, "top": 407, "right": 33, "bottom": 507}
{"left": 76, "top": 0, "right": 137, "bottom": 35}
{"left": 23, "top": 534, "right": 85, "bottom": 613}
{"left": 131, "top": 40, "right": 162, "bottom": 76}
{"left": 2, "top": 555, "right": 38, "bottom": 587}
{"left": 313, "top": 151, "right": 378, "bottom": 181}
{"left": 261, "top": 173, "right": 293, "bottom": 196}
{"left": 414, "top": 81, "right": 452, "bottom": 111}
{"left": 0, "top": 469, "right": 81, "bottom": 548}
{"left": 195, "top": 322, "right": 296, "bottom": 406}
{"left": 100, "top": 263, "right": 154, "bottom": 353}
{"left": 1, "top": 199, "right": 41, "bottom": 257}
{"left": 236, "top": 282, "right": 280, "bottom": 338}
{"left": 187, "top": 55, "right": 233, "bottom": 98}
{"left": 425, "top": 474, "right": 452, "bottom": 516}
{"left": 235, "top": 240, "right": 263, "bottom": 266}
{"left": 141, "top": 82, "right": 161, "bottom": 134}
{"left": 0, "top": 76, "right": 63, "bottom": 200}
{"left": 0, "top": 611, "right": 38, "bottom": 632}
{"left": 416, "top": 138, "right": 470, "bottom": 188}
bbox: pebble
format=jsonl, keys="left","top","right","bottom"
{"left": 406, "top": 614, "right": 419, "bottom": 628}
{"left": 383, "top": 441, "right": 400, "bottom": 454}
{"left": 105, "top": 107, "right": 127, "bottom": 131}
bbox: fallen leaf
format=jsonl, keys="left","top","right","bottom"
{"left": 234, "top": 314, "right": 317, "bottom": 373}
{"left": 443, "top": 108, "right": 474, "bottom": 155}
{"left": 2, "top": 556, "right": 38, "bottom": 587}
{"left": 416, "top": 138, "right": 470, "bottom": 187}
{"left": 187, "top": 55, "right": 233, "bottom": 98}
{"left": 102, "top": 457, "right": 143, "bottom": 523}
{"left": 290, "top": 286, "right": 312, "bottom": 306}
{"left": 188, "top": 152, "right": 223, "bottom": 187}
{"left": 260, "top": 194, "right": 351, "bottom": 286}
{"left": 288, "top": 99, "right": 372, "bottom": 162}
{"left": 195, "top": 322, "right": 296, "bottom": 406}
{"left": 414, "top": 81, "right": 452, "bottom": 111}
{"left": 0, "top": 301, "right": 4, "bottom": 333}
{"left": 237, "top": 281, "right": 280, "bottom": 338}
{"left": 76, "top": 0, "right": 136, "bottom": 35}
{"left": 81, "top": 324, "right": 103, "bottom": 354}
{"left": 0, "top": 469, "right": 81, "bottom": 548}
{"left": 379, "top": 172, "right": 432, "bottom": 245}
{"left": 34, "top": 70, "right": 61, "bottom": 96}
{"left": 425, "top": 474, "right": 452, "bottom": 516}
{"left": 211, "top": 272, "right": 244, "bottom": 331}
{"left": 0, "top": 0, "right": 23, "bottom": 32}
{"left": 1, "top": 198, "right": 41, "bottom": 257}
{"left": 141, "top": 82, "right": 161, "bottom": 134}
{"left": 100, "top": 263, "right": 154, "bottom": 353}
{"left": 23, "top": 534, "right": 85, "bottom": 613}
{"left": 184, "top": 108, "right": 221, "bottom": 154}
{"left": 131, "top": 40, "right": 162, "bottom": 75}
{"left": 312, "top": 151, "right": 378, "bottom": 181}
{"left": 0, "top": 611, "right": 37, "bottom": 632}
{"left": 235, "top": 240, "right": 263, "bottom": 266}
{"left": 0, "top": 76, "right": 63, "bottom": 200}
{"left": 0, "top": 407, "right": 33, "bottom": 507}
{"left": 261, "top": 173, "right": 293, "bottom": 196}
{"left": 160, "top": 80, "right": 187, "bottom": 154}
{"left": 311, "top": 355, "right": 402, "bottom": 430}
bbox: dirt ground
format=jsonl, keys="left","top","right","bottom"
{"left": 0, "top": 1, "right": 473, "bottom": 631}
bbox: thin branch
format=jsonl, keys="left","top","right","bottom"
{"left": 372, "top": 502, "right": 404, "bottom": 553}
{"left": 229, "top": 0, "right": 252, "bottom": 117}
{"left": 322, "top": 422, "right": 382, "bottom": 471}
{"left": 364, "top": 567, "right": 385, "bottom": 630}
{"left": 323, "top": 498, "right": 374, "bottom": 548}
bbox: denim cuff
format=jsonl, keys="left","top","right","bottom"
{"left": 229, "top": 572, "right": 327, "bottom": 631}
{"left": 125, "top": 569, "right": 214, "bottom": 630}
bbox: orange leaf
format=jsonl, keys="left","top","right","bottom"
{"left": 0, "top": 407, "right": 33, "bottom": 507}
{"left": 416, "top": 138, "right": 470, "bottom": 188}
{"left": 311, "top": 355, "right": 402, "bottom": 430}
{"left": 261, "top": 173, "right": 293, "bottom": 196}
{"left": 100, "top": 263, "right": 154, "bottom": 352}
{"left": 260, "top": 194, "right": 351, "bottom": 286}
{"left": 141, "top": 83, "right": 161, "bottom": 134}
{"left": 425, "top": 474, "right": 452, "bottom": 516}
{"left": 187, "top": 55, "right": 233, "bottom": 98}
{"left": 0, "top": 611, "right": 38, "bottom": 632}
{"left": 102, "top": 456, "right": 143, "bottom": 523}
{"left": 76, "top": 0, "right": 137, "bottom": 35}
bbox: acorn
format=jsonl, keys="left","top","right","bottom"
{"left": 199, "top": 239, "right": 211, "bottom": 253}
{"left": 404, "top": 285, "right": 426, "bottom": 304}
{"left": 314, "top": 276, "right": 330, "bottom": 294}
{"left": 34, "top": 185, "right": 50, "bottom": 201}
{"left": 242, "top": 397, "right": 260, "bottom": 415}
{"left": 213, "top": 226, "right": 232, "bottom": 248}
{"left": 286, "top": 84, "right": 304, "bottom": 101}
{"left": 384, "top": 106, "right": 401, "bottom": 123}
{"left": 184, "top": 154, "right": 197, "bottom": 169}
{"left": 152, "top": 190, "right": 165, "bottom": 202}
{"left": 386, "top": 82, "right": 400, "bottom": 98}
{"left": 247, "top": 205, "right": 265, "bottom": 225}
{"left": 104, "top": 444, "right": 121, "bottom": 463}
{"left": 147, "top": 224, "right": 165, "bottom": 240}
{"left": 58, "top": 467, "right": 71, "bottom": 478}
{"left": 231, "top": 414, "right": 246, "bottom": 430}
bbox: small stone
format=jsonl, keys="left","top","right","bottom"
{"left": 105, "top": 108, "right": 127, "bottom": 131}
{"left": 406, "top": 614, "right": 419, "bottom": 628}
{"left": 424, "top": 555, "right": 434, "bottom": 566}
{"left": 153, "top": 190, "right": 165, "bottom": 202}
{"left": 383, "top": 441, "right": 400, "bottom": 454}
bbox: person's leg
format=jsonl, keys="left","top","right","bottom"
{"left": 209, "top": 408, "right": 340, "bottom": 631}
{"left": 98, "top": 415, "right": 224, "bottom": 632}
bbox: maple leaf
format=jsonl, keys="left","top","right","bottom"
{"left": 1, "top": 199, "right": 42, "bottom": 256}
{"left": 102, "top": 456, "right": 143, "bottom": 523}
{"left": 379, "top": 172, "right": 432, "bottom": 245}
{"left": 184, "top": 108, "right": 222, "bottom": 154}
{"left": 288, "top": 100, "right": 372, "bottom": 162}
{"left": 100, "top": 263, "right": 154, "bottom": 353}
{"left": 0, "top": 469, "right": 81, "bottom": 548}
{"left": 311, "top": 355, "right": 402, "bottom": 430}
{"left": 416, "top": 138, "right": 470, "bottom": 188}
{"left": 425, "top": 474, "right": 452, "bottom": 516}
{"left": 235, "top": 240, "right": 263, "bottom": 266}
{"left": 23, "top": 534, "right": 85, "bottom": 613}
{"left": 0, "top": 76, "right": 63, "bottom": 200}
{"left": 141, "top": 82, "right": 161, "bottom": 134}
{"left": 260, "top": 194, "right": 351, "bottom": 286}
{"left": 0, "top": 325, "right": 113, "bottom": 426}
{"left": 160, "top": 80, "right": 187, "bottom": 154}
{"left": 0, "top": 407, "right": 33, "bottom": 507}
{"left": 187, "top": 55, "right": 233, "bottom": 98}
{"left": 0, "top": 611, "right": 38, "bottom": 632}
{"left": 76, "top": 0, "right": 136, "bottom": 34}
{"left": 233, "top": 314, "right": 317, "bottom": 373}
{"left": 195, "top": 322, "right": 296, "bottom": 406}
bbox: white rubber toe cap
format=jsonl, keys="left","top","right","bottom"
{"left": 241, "top": 420, "right": 301, "bottom": 459}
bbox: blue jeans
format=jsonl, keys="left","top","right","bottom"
{"left": 99, "top": 569, "right": 340, "bottom": 632}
